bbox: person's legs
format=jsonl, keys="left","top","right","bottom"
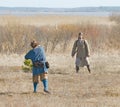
{"left": 87, "top": 65, "right": 91, "bottom": 73}
{"left": 40, "top": 73, "right": 50, "bottom": 93}
{"left": 33, "top": 75, "right": 39, "bottom": 92}
{"left": 33, "top": 82, "right": 38, "bottom": 92}
{"left": 75, "top": 57, "right": 81, "bottom": 73}
{"left": 42, "top": 79, "right": 48, "bottom": 91}
{"left": 76, "top": 65, "right": 79, "bottom": 73}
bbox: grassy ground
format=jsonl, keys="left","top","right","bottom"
{"left": 0, "top": 52, "right": 120, "bottom": 107}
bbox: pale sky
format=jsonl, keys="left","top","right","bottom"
{"left": 0, "top": 0, "right": 120, "bottom": 8}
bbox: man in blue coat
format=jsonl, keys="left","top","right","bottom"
{"left": 25, "top": 40, "right": 50, "bottom": 93}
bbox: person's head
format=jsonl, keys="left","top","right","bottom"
{"left": 30, "top": 40, "right": 38, "bottom": 48}
{"left": 78, "top": 32, "right": 83, "bottom": 40}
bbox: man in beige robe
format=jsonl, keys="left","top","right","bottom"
{"left": 71, "top": 32, "right": 91, "bottom": 73}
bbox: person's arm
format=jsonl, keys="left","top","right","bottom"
{"left": 84, "top": 40, "right": 90, "bottom": 57}
{"left": 40, "top": 46, "right": 48, "bottom": 71}
{"left": 40, "top": 47, "right": 46, "bottom": 62}
{"left": 25, "top": 50, "right": 34, "bottom": 60}
{"left": 71, "top": 40, "right": 77, "bottom": 57}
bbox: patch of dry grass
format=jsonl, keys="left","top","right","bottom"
{"left": 0, "top": 52, "right": 120, "bottom": 107}
{"left": 0, "top": 15, "right": 114, "bottom": 26}
{"left": 0, "top": 15, "right": 119, "bottom": 54}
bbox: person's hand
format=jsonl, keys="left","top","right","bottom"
{"left": 87, "top": 54, "right": 90, "bottom": 57}
{"left": 71, "top": 55, "right": 74, "bottom": 58}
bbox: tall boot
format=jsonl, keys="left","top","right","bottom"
{"left": 33, "top": 82, "right": 38, "bottom": 93}
{"left": 87, "top": 65, "right": 91, "bottom": 73}
{"left": 76, "top": 66, "right": 79, "bottom": 73}
{"left": 42, "top": 79, "right": 50, "bottom": 94}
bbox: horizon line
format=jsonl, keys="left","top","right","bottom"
{"left": 0, "top": 6, "right": 120, "bottom": 8}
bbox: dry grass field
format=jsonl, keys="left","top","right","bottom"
{"left": 0, "top": 15, "right": 120, "bottom": 107}
{"left": 0, "top": 52, "right": 120, "bottom": 107}
{"left": 0, "top": 15, "right": 114, "bottom": 26}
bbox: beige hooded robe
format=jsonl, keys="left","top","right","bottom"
{"left": 71, "top": 39, "right": 90, "bottom": 67}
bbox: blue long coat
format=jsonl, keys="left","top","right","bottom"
{"left": 25, "top": 45, "right": 48, "bottom": 75}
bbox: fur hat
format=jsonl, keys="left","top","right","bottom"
{"left": 79, "top": 32, "right": 83, "bottom": 36}
{"left": 30, "top": 40, "right": 38, "bottom": 48}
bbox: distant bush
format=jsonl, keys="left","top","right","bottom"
{"left": 109, "top": 13, "right": 120, "bottom": 24}
{"left": 0, "top": 15, "right": 119, "bottom": 54}
{"left": 108, "top": 14, "right": 120, "bottom": 50}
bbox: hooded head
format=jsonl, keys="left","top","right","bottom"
{"left": 30, "top": 40, "right": 38, "bottom": 48}
{"left": 78, "top": 32, "right": 83, "bottom": 40}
